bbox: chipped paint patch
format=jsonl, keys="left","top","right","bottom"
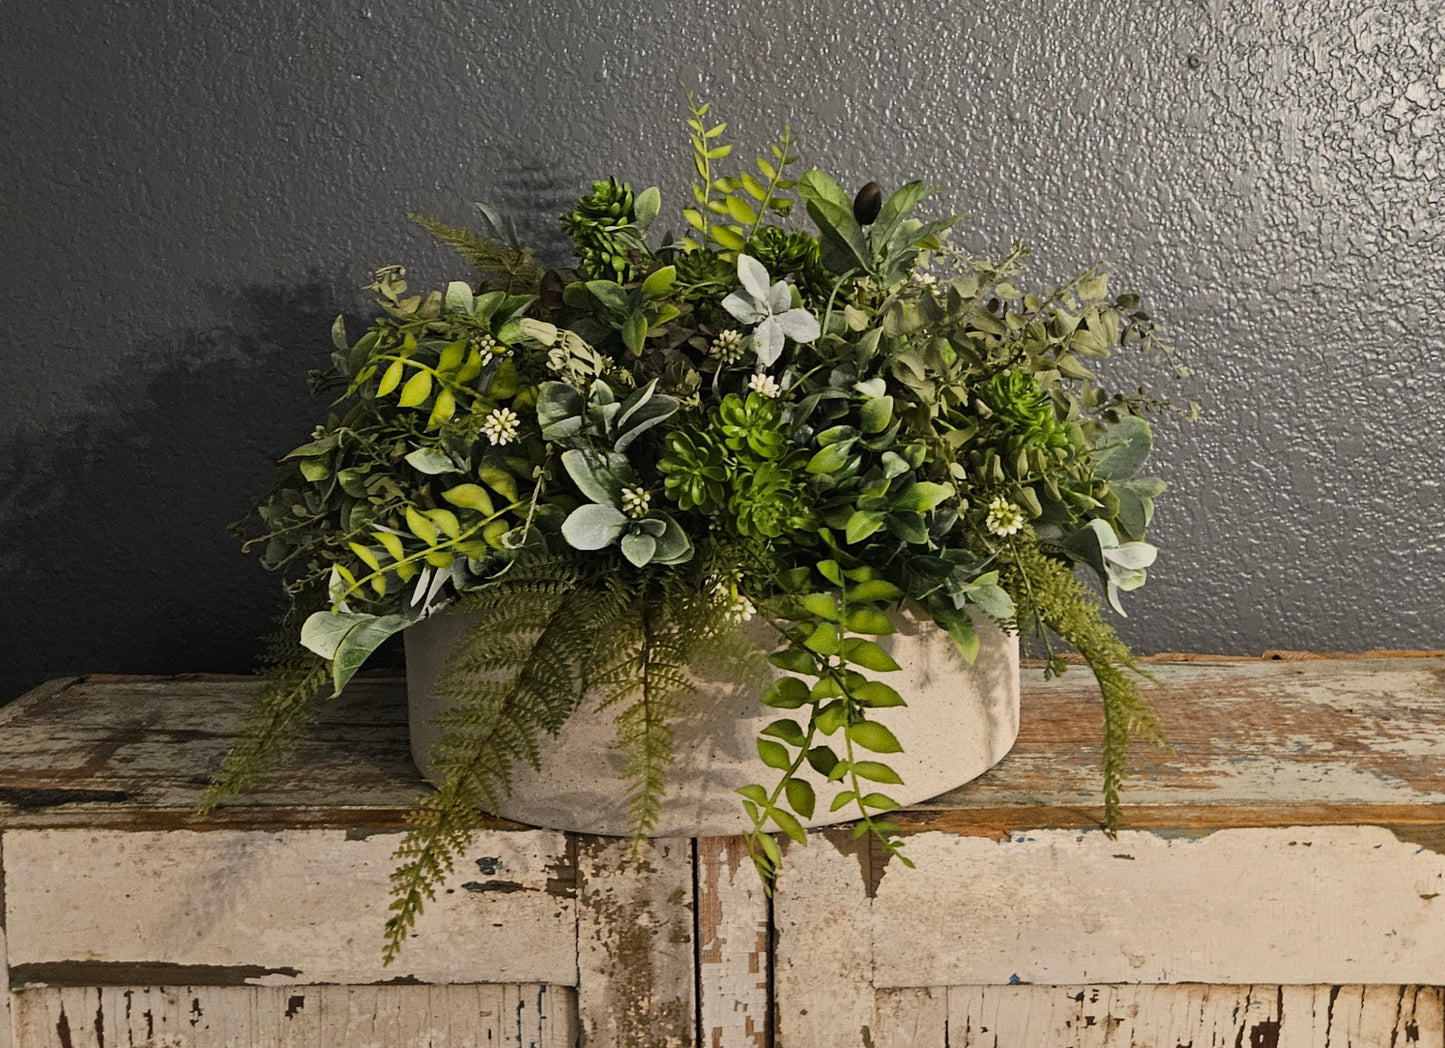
{"left": 11, "top": 962, "right": 302, "bottom": 989}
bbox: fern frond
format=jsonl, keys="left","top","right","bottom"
{"left": 997, "top": 532, "right": 1165, "bottom": 830}
{"left": 195, "top": 598, "right": 330, "bottom": 815}
{"left": 382, "top": 569, "right": 610, "bottom": 963}
{"left": 408, "top": 214, "right": 543, "bottom": 294}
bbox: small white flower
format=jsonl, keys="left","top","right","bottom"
{"left": 985, "top": 496, "right": 1026, "bottom": 537}
{"left": 709, "top": 329, "right": 747, "bottom": 364}
{"left": 620, "top": 486, "right": 651, "bottom": 519}
{"left": 311, "top": 425, "right": 327, "bottom": 440}
{"left": 913, "top": 270, "right": 938, "bottom": 288}
{"left": 480, "top": 407, "right": 521, "bottom": 446}
{"left": 475, "top": 332, "right": 503, "bottom": 356}
{"left": 747, "top": 371, "right": 781, "bottom": 399}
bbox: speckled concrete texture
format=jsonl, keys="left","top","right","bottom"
{"left": 1, "top": 0, "right": 1440, "bottom": 698}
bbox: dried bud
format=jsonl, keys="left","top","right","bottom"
{"left": 539, "top": 270, "right": 565, "bottom": 310}
{"left": 853, "top": 181, "right": 883, "bottom": 226}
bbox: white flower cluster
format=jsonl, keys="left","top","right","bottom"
{"left": 709, "top": 328, "right": 747, "bottom": 364}
{"left": 912, "top": 269, "right": 938, "bottom": 288}
{"left": 711, "top": 579, "right": 755, "bottom": 623}
{"left": 475, "top": 332, "right": 503, "bottom": 356}
{"left": 746, "top": 371, "right": 780, "bottom": 398}
{"left": 620, "top": 486, "right": 651, "bottom": 519}
{"left": 311, "top": 424, "right": 327, "bottom": 440}
{"left": 480, "top": 407, "right": 520, "bottom": 446}
{"left": 985, "top": 496, "right": 1025, "bottom": 537}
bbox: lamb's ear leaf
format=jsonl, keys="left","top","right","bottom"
{"left": 302, "top": 611, "right": 415, "bottom": 695}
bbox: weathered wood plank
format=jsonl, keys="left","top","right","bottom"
{"left": 941, "top": 984, "right": 1445, "bottom": 1048}
{"left": 871, "top": 826, "right": 1445, "bottom": 987}
{"left": 772, "top": 831, "right": 875, "bottom": 1048}
{"left": 9, "top": 983, "right": 576, "bottom": 1047}
{"left": 873, "top": 987, "right": 947, "bottom": 1048}
{"left": 4, "top": 829, "right": 578, "bottom": 987}
{"left": 576, "top": 837, "right": 694, "bottom": 1048}
{"left": 930, "top": 657, "right": 1445, "bottom": 818}
{"left": 696, "top": 836, "right": 769, "bottom": 1048}
{"left": 3, "top": 658, "right": 1441, "bottom": 831}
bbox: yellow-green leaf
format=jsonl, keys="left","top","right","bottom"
{"left": 426, "top": 388, "right": 455, "bottom": 429}
{"left": 476, "top": 467, "right": 518, "bottom": 502}
{"left": 348, "top": 543, "right": 381, "bottom": 571}
{"left": 375, "top": 531, "right": 405, "bottom": 561}
{"left": 441, "top": 484, "right": 494, "bottom": 515}
{"left": 725, "top": 195, "right": 758, "bottom": 225}
{"left": 398, "top": 370, "right": 432, "bottom": 407}
{"left": 437, "top": 339, "right": 465, "bottom": 374}
{"left": 425, "top": 508, "right": 460, "bottom": 540}
{"left": 376, "top": 359, "right": 404, "bottom": 396}
{"left": 405, "top": 506, "right": 438, "bottom": 546}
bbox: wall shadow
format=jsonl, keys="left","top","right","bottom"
{"left": 0, "top": 276, "right": 391, "bottom": 703}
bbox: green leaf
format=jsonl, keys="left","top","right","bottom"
{"left": 770, "top": 647, "right": 816, "bottom": 674}
{"left": 843, "top": 606, "right": 895, "bottom": 635}
{"left": 725, "top": 195, "right": 758, "bottom": 225}
{"left": 797, "top": 592, "right": 839, "bottom": 620}
{"left": 476, "top": 467, "right": 519, "bottom": 502}
{"left": 712, "top": 225, "right": 746, "bottom": 252}
{"left": 805, "top": 622, "right": 842, "bottom": 656}
{"left": 376, "top": 358, "right": 405, "bottom": 396}
{"left": 816, "top": 560, "right": 843, "bottom": 586}
{"left": 425, "top": 508, "right": 460, "bottom": 540}
{"left": 859, "top": 396, "right": 894, "bottom": 434}
{"left": 847, "top": 720, "right": 903, "bottom": 753}
{"left": 404, "top": 447, "right": 455, "bottom": 475}
{"left": 585, "top": 280, "right": 629, "bottom": 315}
{"left": 829, "top": 790, "right": 857, "bottom": 812}
{"left": 757, "top": 738, "right": 792, "bottom": 770}
{"left": 405, "top": 506, "right": 438, "bottom": 546}
{"left": 842, "top": 638, "right": 901, "bottom": 672}
{"left": 1093, "top": 416, "right": 1153, "bottom": 481}
{"left": 442, "top": 483, "right": 494, "bottom": 515}
{"left": 621, "top": 313, "right": 647, "bottom": 356}
{"left": 375, "top": 531, "right": 405, "bottom": 561}
{"left": 737, "top": 784, "right": 769, "bottom": 806}
{"left": 770, "top": 807, "right": 806, "bottom": 844}
{"left": 444, "top": 281, "right": 473, "bottom": 313}
{"left": 560, "top": 503, "right": 627, "bottom": 550}
{"left": 895, "top": 481, "right": 953, "bottom": 512}
{"left": 807, "top": 443, "right": 853, "bottom": 475}
{"left": 816, "top": 700, "right": 847, "bottom": 735}
{"left": 785, "top": 779, "right": 816, "bottom": 819}
{"left": 806, "top": 745, "right": 840, "bottom": 776}
{"left": 349, "top": 542, "right": 381, "bottom": 571}
{"left": 845, "top": 510, "right": 887, "bottom": 544}
{"left": 633, "top": 186, "right": 660, "bottom": 229}
{"left": 853, "top": 680, "right": 905, "bottom": 707}
{"left": 426, "top": 387, "right": 456, "bottom": 429}
{"left": 850, "top": 579, "right": 903, "bottom": 603}
{"left": 761, "top": 676, "right": 810, "bottom": 708}
{"left": 858, "top": 792, "right": 900, "bottom": 811}
{"left": 299, "top": 458, "right": 330, "bottom": 482}
{"left": 398, "top": 369, "right": 433, "bottom": 407}
{"left": 330, "top": 315, "right": 348, "bottom": 351}
{"left": 853, "top": 760, "right": 904, "bottom": 784}
{"left": 762, "top": 719, "right": 807, "bottom": 747}
{"left": 640, "top": 265, "right": 676, "bottom": 299}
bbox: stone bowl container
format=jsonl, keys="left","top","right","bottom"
{"left": 404, "top": 606, "right": 1019, "bottom": 838}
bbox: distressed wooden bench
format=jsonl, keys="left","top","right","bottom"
{"left": 0, "top": 655, "right": 1442, "bottom": 1047}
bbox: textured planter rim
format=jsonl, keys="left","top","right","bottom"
{"left": 404, "top": 604, "right": 1019, "bottom": 838}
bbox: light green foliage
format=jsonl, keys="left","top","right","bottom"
{"left": 220, "top": 92, "right": 1195, "bottom": 964}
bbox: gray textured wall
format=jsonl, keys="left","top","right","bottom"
{"left": 3, "top": 0, "right": 1442, "bottom": 701}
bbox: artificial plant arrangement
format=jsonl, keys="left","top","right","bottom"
{"left": 204, "top": 96, "right": 1193, "bottom": 963}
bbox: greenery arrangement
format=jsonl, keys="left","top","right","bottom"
{"left": 205, "top": 96, "right": 1194, "bottom": 963}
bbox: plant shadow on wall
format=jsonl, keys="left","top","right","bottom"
{"left": 0, "top": 278, "right": 360, "bottom": 705}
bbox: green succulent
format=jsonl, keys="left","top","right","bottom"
{"left": 716, "top": 392, "right": 788, "bottom": 459}
{"left": 744, "top": 227, "right": 833, "bottom": 302}
{"left": 658, "top": 430, "right": 729, "bottom": 512}
{"left": 981, "top": 371, "right": 1073, "bottom": 457}
{"left": 562, "top": 178, "right": 641, "bottom": 281}
{"left": 730, "top": 458, "right": 811, "bottom": 539}
{"left": 673, "top": 249, "right": 737, "bottom": 301}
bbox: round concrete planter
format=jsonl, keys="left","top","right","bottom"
{"left": 404, "top": 605, "right": 1019, "bottom": 837}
